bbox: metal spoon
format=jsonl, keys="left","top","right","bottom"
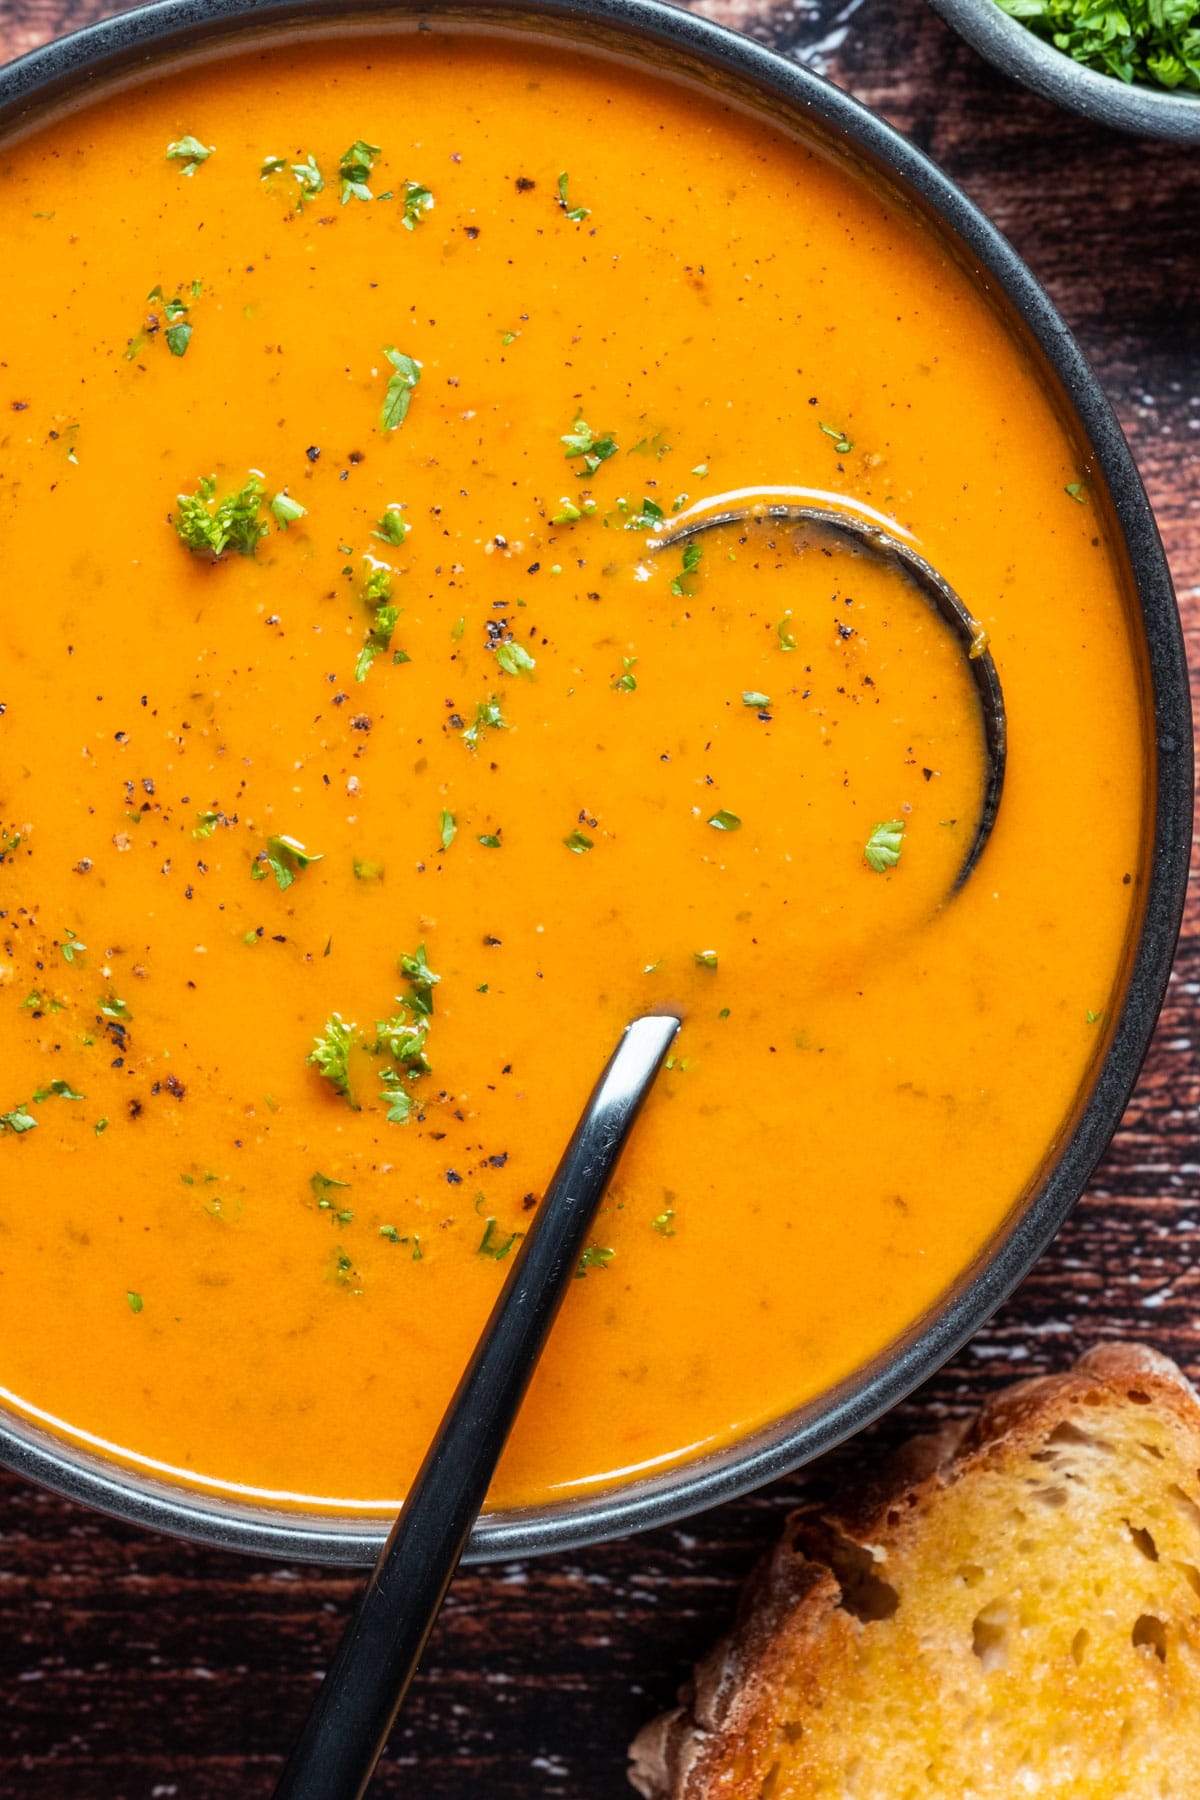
{"left": 274, "top": 1010, "right": 681, "bottom": 1800}
{"left": 649, "top": 497, "right": 1007, "bottom": 892}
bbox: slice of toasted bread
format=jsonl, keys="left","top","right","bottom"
{"left": 630, "top": 1344, "right": 1200, "bottom": 1799}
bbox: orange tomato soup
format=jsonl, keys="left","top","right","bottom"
{"left": 0, "top": 27, "right": 1147, "bottom": 1512}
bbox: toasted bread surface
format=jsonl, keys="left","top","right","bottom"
{"left": 630, "top": 1345, "right": 1200, "bottom": 1799}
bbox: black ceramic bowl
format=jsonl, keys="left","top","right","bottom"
{"left": 0, "top": 0, "right": 1191, "bottom": 1567}
{"left": 926, "top": 0, "right": 1200, "bottom": 141}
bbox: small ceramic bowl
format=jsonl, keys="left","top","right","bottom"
{"left": 928, "top": 0, "right": 1200, "bottom": 139}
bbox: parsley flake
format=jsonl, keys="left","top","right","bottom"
{"left": 479, "top": 1217, "right": 522, "bottom": 1260}
{"left": 864, "top": 819, "right": 906, "bottom": 872}
{"left": 551, "top": 496, "right": 597, "bottom": 525}
{"left": 564, "top": 828, "right": 594, "bottom": 853}
{"left": 819, "top": 421, "right": 853, "bottom": 454}
{"left": 708, "top": 809, "right": 741, "bottom": 831}
{"left": 339, "top": 139, "right": 381, "bottom": 203}
{"left": 373, "top": 506, "right": 409, "bottom": 546}
{"left": 270, "top": 491, "right": 307, "bottom": 530}
{"left": 670, "top": 541, "right": 703, "bottom": 597}
{"left": 166, "top": 135, "right": 213, "bottom": 176}
{"left": 440, "top": 809, "right": 457, "bottom": 849}
{"left": 461, "top": 697, "right": 508, "bottom": 751}
{"left": 253, "top": 834, "right": 323, "bottom": 891}
{"left": 495, "top": 641, "right": 535, "bottom": 677}
{"left": 562, "top": 417, "right": 618, "bottom": 475}
{"left": 174, "top": 473, "right": 269, "bottom": 559}
{"left": 309, "top": 1013, "right": 358, "bottom": 1105}
{"left": 557, "top": 171, "right": 591, "bottom": 221}
{"left": 380, "top": 347, "right": 422, "bottom": 431}
{"left": 575, "top": 1244, "right": 614, "bottom": 1276}
{"left": 401, "top": 180, "right": 434, "bottom": 229}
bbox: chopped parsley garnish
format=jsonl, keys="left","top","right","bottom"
{"left": 477, "top": 833, "right": 502, "bottom": 849}
{"left": 398, "top": 943, "right": 439, "bottom": 1016}
{"left": 95, "top": 1118, "right": 108, "bottom": 1136}
{"left": 377, "top": 1069, "right": 413, "bottom": 1123}
{"left": 778, "top": 613, "right": 797, "bottom": 653}
{"left": 130, "top": 286, "right": 194, "bottom": 360}
{"left": 126, "top": 1290, "right": 144, "bottom": 1314}
{"left": 611, "top": 657, "right": 638, "bottom": 692}
{"left": 379, "top": 1224, "right": 403, "bottom": 1243}
{"left": 864, "top": 819, "right": 906, "bottom": 872}
{"left": 1065, "top": 481, "right": 1088, "bottom": 502}
{"left": 478, "top": 1218, "right": 522, "bottom": 1260}
{"left": 819, "top": 421, "right": 853, "bottom": 454}
{"left": 562, "top": 417, "right": 618, "bottom": 475}
{"left": 373, "top": 506, "right": 410, "bottom": 545}
{"left": 192, "top": 809, "right": 223, "bottom": 839}
{"left": 551, "top": 496, "right": 597, "bottom": 525}
{"left": 694, "top": 949, "right": 718, "bottom": 969}
{"left": 621, "top": 496, "right": 665, "bottom": 531}
{"left": 996, "top": 0, "right": 1200, "bottom": 88}
{"left": 270, "top": 491, "right": 307, "bottom": 530}
{"left": 556, "top": 171, "right": 591, "bottom": 221}
{"left": 262, "top": 152, "right": 325, "bottom": 209}
{"left": 310, "top": 1171, "right": 350, "bottom": 1201}
{"left": 564, "top": 828, "right": 594, "bottom": 853}
{"left": 652, "top": 1209, "right": 676, "bottom": 1236}
{"left": 166, "top": 135, "right": 213, "bottom": 176}
{"left": 0, "top": 1103, "right": 37, "bottom": 1134}
{"left": 162, "top": 294, "right": 192, "bottom": 356}
{"left": 670, "top": 541, "right": 703, "bottom": 597}
{"left": 174, "top": 473, "right": 269, "bottom": 558}
{"left": 495, "top": 641, "right": 536, "bottom": 677}
{"left": 380, "top": 347, "right": 421, "bottom": 431}
{"left": 356, "top": 566, "right": 400, "bottom": 683}
{"left": 339, "top": 139, "right": 381, "bottom": 203}
{"left": 99, "top": 992, "right": 130, "bottom": 1021}
{"left": 575, "top": 1244, "right": 615, "bottom": 1276}
{"left": 708, "top": 809, "right": 741, "bottom": 831}
{"left": 308, "top": 950, "right": 437, "bottom": 1119}
{"left": 461, "top": 697, "right": 508, "bottom": 750}
{"left": 440, "top": 809, "right": 457, "bottom": 849}
{"left": 353, "top": 858, "right": 385, "bottom": 882}
{"left": 252, "top": 834, "right": 324, "bottom": 891}
{"left": 32, "top": 1079, "right": 85, "bottom": 1102}
{"left": 742, "top": 690, "right": 771, "bottom": 708}
{"left": 309, "top": 1013, "right": 358, "bottom": 1104}
{"left": 630, "top": 431, "right": 671, "bottom": 459}
{"left": 401, "top": 181, "right": 434, "bottom": 229}
{"left": 60, "top": 928, "right": 86, "bottom": 965}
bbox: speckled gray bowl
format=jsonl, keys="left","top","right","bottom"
{"left": 928, "top": 0, "right": 1200, "bottom": 139}
{"left": 0, "top": 0, "right": 1192, "bottom": 1568}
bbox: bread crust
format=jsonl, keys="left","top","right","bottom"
{"left": 628, "top": 1343, "right": 1200, "bottom": 1800}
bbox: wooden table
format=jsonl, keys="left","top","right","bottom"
{"left": 1, "top": 1, "right": 1197, "bottom": 1792}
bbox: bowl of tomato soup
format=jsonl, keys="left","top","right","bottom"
{"left": 0, "top": 0, "right": 1189, "bottom": 1563}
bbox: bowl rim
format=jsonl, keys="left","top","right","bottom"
{"left": 925, "top": 0, "right": 1200, "bottom": 142}
{"left": 0, "top": 0, "right": 1191, "bottom": 1567}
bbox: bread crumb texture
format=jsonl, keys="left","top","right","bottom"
{"left": 629, "top": 1345, "right": 1200, "bottom": 1799}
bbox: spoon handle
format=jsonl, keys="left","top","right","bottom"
{"left": 274, "top": 1011, "right": 681, "bottom": 1800}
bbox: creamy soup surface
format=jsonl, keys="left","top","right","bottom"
{"left": 0, "top": 29, "right": 1147, "bottom": 1510}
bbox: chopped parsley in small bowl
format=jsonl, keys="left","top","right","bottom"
{"left": 928, "top": 0, "right": 1200, "bottom": 136}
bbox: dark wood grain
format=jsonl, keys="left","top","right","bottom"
{"left": 1, "top": 0, "right": 1198, "bottom": 1792}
